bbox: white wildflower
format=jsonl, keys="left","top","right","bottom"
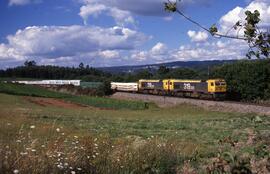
{"left": 71, "top": 171, "right": 76, "bottom": 174}
{"left": 20, "top": 152, "right": 28, "bottom": 156}
{"left": 30, "top": 125, "right": 35, "bottom": 129}
{"left": 56, "top": 128, "right": 60, "bottom": 132}
{"left": 13, "top": 169, "right": 19, "bottom": 174}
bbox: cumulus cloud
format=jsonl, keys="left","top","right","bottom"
{"left": 78, "top": 0, "right": 209, "bottom": 26}
{"left": 99, "top": 50, "right": 120, "bottom": 59}
{"left": 0, "top": 25, "right": 148, "bottom": 64}
{"left": 219, "top": 0, "right": 270, "bottom": 34}
{"left": 79, "top": 2, "right": 135, "bottom": 26}
{"left": 151, "top": 42, "right": 168, "bottom": 55}
{"left": 187, "top": 30, "right": 208, "bottom": 42}
{"left": 8, "top": 0, "right": 41, "bottom": 6}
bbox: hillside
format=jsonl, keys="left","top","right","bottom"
{"left": 98, "top": 60, "right": 236, "bottom": 73}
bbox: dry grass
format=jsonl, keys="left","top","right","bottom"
{"left": 0, "top": 93, "right": 269, "bottom": 173}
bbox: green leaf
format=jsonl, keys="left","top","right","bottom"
{"left": 209, "top": 24, "right": 218, "bottom": 35}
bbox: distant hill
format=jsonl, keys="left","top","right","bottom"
{"left": 98, "top": 60, "right": 236, "bottom": 73}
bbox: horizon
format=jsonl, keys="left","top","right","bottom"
{"left": 0, "top": 0, "right": 269, "bottom": 68}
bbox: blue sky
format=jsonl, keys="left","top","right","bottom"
{"left": 0, "top": 0, "right": 269, "bottom": 68}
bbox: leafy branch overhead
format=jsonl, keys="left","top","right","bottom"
{"left": 164, "top": 0, "right": 270, "bottom": 59}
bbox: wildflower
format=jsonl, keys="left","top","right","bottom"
{"left": 71, "top": 171, "right": 76, "bottom": 174}
{"left": 20, "top": 152, "right": 28, "bottom": 156}
{"left": 94, "top": 138, "right": 97, "bottom": 142}
{"left": 16, "top": 140, "right": 22, "bottom": 143}
{"left": 74, "top": 136, "right": 78, "bottom": 139}
{"left": 92, "top": 155, "right": 96, "bottom": 158}
{"left": 57, "top": 164, "right": 63, "bottom": 169}
{"left": 77, "top": 168, "right": 82, "bottom": 171}
{"left": 13, "top": 169, "right": 19, "bottom": 174}
{"left": 31, "top": 149, "right": 36, "bottom": 152}
{"left": 64, "top": 163, "right": 69, "bottom": 166}
{"left": 56, "top": 128, "right": 60, "bottom": 132}
{"left": 61, "top": 133, "right": 65, "bottom": 136}
{"left": 41, "top": 145, "right": 45, "bottom": 148}
{"left": 7, "top": 123, "right": 11, "bottom": 126}
{"left": 30, "top": 125, "right": 35, "bottom": 129}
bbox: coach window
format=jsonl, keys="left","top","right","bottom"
{"left": 169, "top": 82, "right": 172, "bottom": 85}
{"left": 211, "top": 82, "right": 214, "bottom": 86}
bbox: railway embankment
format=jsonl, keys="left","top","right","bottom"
{"left": 111, "top": 92, "right": 270, "bottom": 115}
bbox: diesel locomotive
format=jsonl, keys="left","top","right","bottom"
{"left": 111, "top": 79, "right": 227, "bottom": 100}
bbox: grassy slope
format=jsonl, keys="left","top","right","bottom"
{"left": 0, "top": 93, "right": 269, "bottom": 173}
{"left": 0, "top": 83, "right": 147, "bottom": 110}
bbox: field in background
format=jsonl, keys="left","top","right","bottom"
{"left": 0, "top": 83, "right": 147, "bottom": 110}
{"left": 0, "top": 84, "right": 269, "bottom": 173}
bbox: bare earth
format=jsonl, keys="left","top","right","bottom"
{"left": 111, "top": 92, "right": 270, "bottom": 115}
{"left": 24, "top": 97, "right": 86, "bottom": 109}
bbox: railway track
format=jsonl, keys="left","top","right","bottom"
{"left": 111, "top": 92, "right": 270, "bottom": 116}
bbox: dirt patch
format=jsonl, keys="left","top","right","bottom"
{"left": 24, "top": 97, "right": 87, "bottom": 109}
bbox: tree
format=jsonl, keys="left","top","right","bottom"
{"left": 24, "top": 60, "right": 37, "bottom": 67}
{"left": 79, "top": 62, "right": 84, "bottom": 69}
{"left": 164, "top": 0, "right": 270, "bottom": 58}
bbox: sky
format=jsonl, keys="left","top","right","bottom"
{"left": 0, "top": 0, "right": 269, "bottom": 68}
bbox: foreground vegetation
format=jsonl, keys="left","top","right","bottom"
{"left": 0, "top": 92, "right": 269, "bottom": 173}
{"left": 0, "top": 83, "right": 147, "bottom": 110}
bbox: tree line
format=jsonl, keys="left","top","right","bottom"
{"left": 1, "top": 60, "right": 270, "bottom": 101}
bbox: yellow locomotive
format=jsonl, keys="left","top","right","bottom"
{"left": 111, "top": 79, "right": 227, "bottom": 100}
{"left": 138, "top": 79, "right": 226, "bottom": 99}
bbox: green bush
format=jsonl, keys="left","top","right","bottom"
{"left": 212, "top": 60, "right": 270, "bottom": 101}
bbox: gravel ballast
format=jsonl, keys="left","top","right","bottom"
{"left": 111, "top": 92, "right": 270, "bottom": 115}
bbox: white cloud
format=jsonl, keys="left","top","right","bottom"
{"left": 79, "top": 4, "right": 107, "bottom": 25}
{"left": 99, "top": 50, "right": 120, "bottom": 59}
{"left": 0, "top": 25, "right": 148, "bottom": 64}
{"left": 8, "top": 0, "right": 41, "bottom": 6}
{"left": 78, "top": 0, "right": 209, "bottom": 26}
{"left": 187, "top": 30, "right": 208, "bottom": 42}
{"left": 219, "top": 0, "right": 270, "bottom": 34}
{"left": 151, "top": 42, "right": 168, "bottom": 55}
{"left": 79, "top": 2, "right": 135, "bottom": 26}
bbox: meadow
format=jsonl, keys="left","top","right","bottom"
{"left": 0, "top": 83, "right": 147, "bottom": 110}
{"left": 0, "top": 83, "right": 269, "bottom": 173}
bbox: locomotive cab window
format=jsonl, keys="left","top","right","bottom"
{"left": 211, "top": 82, "right": 214, "bottom": 86}
{"left": 169, "top": 82, "right": 172, "bottom": 85}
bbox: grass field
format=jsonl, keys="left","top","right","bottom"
{"left": 0, "top": 84, "right": 269, "bottom": 173}
{"left": 0, "top": 83, "right": 147, "bottom": 110}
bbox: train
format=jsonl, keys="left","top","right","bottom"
{"left": 111, "top": 79, "right": 227, "bottom": 100}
